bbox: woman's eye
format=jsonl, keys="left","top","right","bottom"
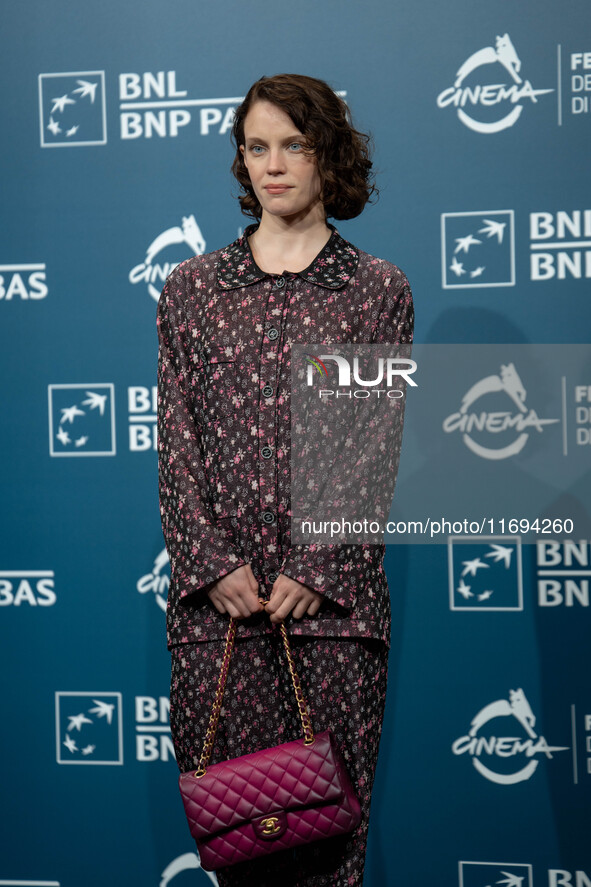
{"left": 288, "top": 143, "right": 302, "bottom": 151}
{"left": 250, "top": 145, "right": 265, "bottom": 155}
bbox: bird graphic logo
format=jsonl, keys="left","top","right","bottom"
{"left": 56, "top": 692, "right": 123, "bottom": 764}
{"left": 39, "top": 71, "right": 106, "bottom": 147}
{"left": 441, "top": 211, "right": 515, "bottom": 288}
{"left": 449, "top": 539, "right": 523, "bottom": 611}
{"left": 48, "top": 384, "right": 115, "bottom": 457}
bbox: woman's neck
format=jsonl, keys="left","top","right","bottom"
{"left": 248, "top": 212, "right": 332, "bottom": 274}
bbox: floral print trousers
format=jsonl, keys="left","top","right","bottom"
{"left": 170, "top": 630, "right": 389, "bottom": 886}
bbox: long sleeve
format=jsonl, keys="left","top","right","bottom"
{"left": 157, "top": 266, "right": 247, "bottom": 599}
{"left": 279, "top": 273, "right": 414, "bottom": 610}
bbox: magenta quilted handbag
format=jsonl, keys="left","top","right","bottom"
{"left": 178, "top": 616, "right": 362, "bottom": 871}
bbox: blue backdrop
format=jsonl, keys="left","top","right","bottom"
{"left": 1, "top": 1, "right": 590, "bottom": 885}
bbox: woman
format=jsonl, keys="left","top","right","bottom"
{"left": 157, "top": 73, "right": 413, "bottom": 886}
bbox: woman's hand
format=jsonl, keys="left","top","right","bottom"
{"left": 264, "top": 574, "right": 323, "bottom": 624}
{"left": 206, "top": 564, "right": 264, "bottom": 619}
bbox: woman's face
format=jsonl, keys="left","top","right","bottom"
{"left": 240, "top": 100, "right": 324, "bottom": 223}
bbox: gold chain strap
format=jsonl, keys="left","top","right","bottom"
{"left": 194, "top": 609, "right": 315, "bottom": 778}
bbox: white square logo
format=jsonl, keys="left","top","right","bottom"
{"left": 448, "top": 537, "right": 523, "bottom": 611}
{"left": 38, "top": 71, "right": 107, "bottom": 147}
{"left": 441, "top": 210, "right": 515, "bottom": 288}
{"left": 459, "top": 860, "right": 533, "bottom": 887}
{"left": 48, "top": 384, "right": 116, "bottom": 456}
{"left": 55, "top": 691, "right": 123, "bottom": 764}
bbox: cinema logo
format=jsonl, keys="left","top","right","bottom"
{"left": 530, "top": 209, "right": 591, "bottom": 280}
{"left": 452, "top": 688, "right": 568, "bottom": 785}
{"left": 437, "top": 33, "right": 553, "bottom": 133}
{"left": 129, "top": 214, "right": 205, "bottom": 303}
{"left": 443, "top": 362, "right": 559, "bottom": 460}
{"left": 305, "top": 351, "right": 417, "bottom": 401}
{"left": 137, "top": 549, "right": 169, "bottom": 612}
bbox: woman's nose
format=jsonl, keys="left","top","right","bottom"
{"left": 266, "top": 148, "right": 286, "bottom": 174}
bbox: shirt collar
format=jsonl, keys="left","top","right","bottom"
{"left": 216, "top": 223, "right": 359, "bottom": 290}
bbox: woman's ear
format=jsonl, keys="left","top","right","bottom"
{"left": 239, "top": 144, "right": 247, "bottom": 168}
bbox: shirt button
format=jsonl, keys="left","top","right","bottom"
{"left": 275, "top": 276, "right": 285, "bottom": 288}
{"left": 261, "top": 446, "right": 273, "bottom": 459}
{"left": 268, "top": 572, "right": 279, "bottom": 583}
{"left": 267, "top": 327, "right": 279, "bottom": 340}
{"left": 261, "top": 510, "right": 276, "bottom": 525}
{"left": 262, "top": 384, "right": 274, "bottom": 398}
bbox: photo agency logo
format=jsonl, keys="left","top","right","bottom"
{"left": 55, "top": 692, "right": 123, "bottom": 764}
{"left": 137, "top": 549, "right": 169, "bottom": 612}
{"left": 129, "top": 215, "right": 206, "bottom": 303}
{"left": 442, "top": 362, "right": 559, "bottom": 460}
{"left": 304, "top": 351, "right": 417, "bottom": 398}
{"left": 452, "top": 689, "right": 569, "bottom": 784}
{"left": 48, "top": 384, "right": 116, "bottom": 456}
{"left": 436, "top": 33, "right": 553, "bottom": 133}
{"left": 38, "top": 71, "right": 107, "bottom": 147}
{"left": 459, "top": 861, "right": 533, "bottom": 887}
{"left": 448, "top": 538, "right": 523, "bottom": 611}
{"left": 441, "top": 211, "right": 515, "bottom": 288}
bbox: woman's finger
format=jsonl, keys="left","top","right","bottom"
{"left": 291, "top": 599, "right": 309, "bottom": 620}
{"left": 306, "top": 597, "right": 323, "bottom": 616}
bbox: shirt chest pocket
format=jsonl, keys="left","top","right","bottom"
{"left": 201, "top": 344, "right": 237, "bottom": 418}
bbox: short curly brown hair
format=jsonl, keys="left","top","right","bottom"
{"left": 231, "top": 74, "right": 377, "bottom": 221}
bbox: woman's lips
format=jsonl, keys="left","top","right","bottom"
{"left": 264, "top": 185, "right": 293, "bottom": 194}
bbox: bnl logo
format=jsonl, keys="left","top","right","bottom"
{"left": 38, "top": 71, "right": 107, "bottom": 147}
{"left": 459, "top": 861, "right": 532, "bottom": 887}
{"left": 441, "top": 211, "right": 515, "bottom": 288}
{"left": 448, "top": 537, "right": 523, "bottom": 611}
{"left": 55, "top": 692, "right": 123, "bottom": 764}
{"left": 48, "top": 384, "right": 115, "bottom": 456}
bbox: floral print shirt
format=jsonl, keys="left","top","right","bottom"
{"left": 157, "top": 223, "right": 414, "bottom": 649}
